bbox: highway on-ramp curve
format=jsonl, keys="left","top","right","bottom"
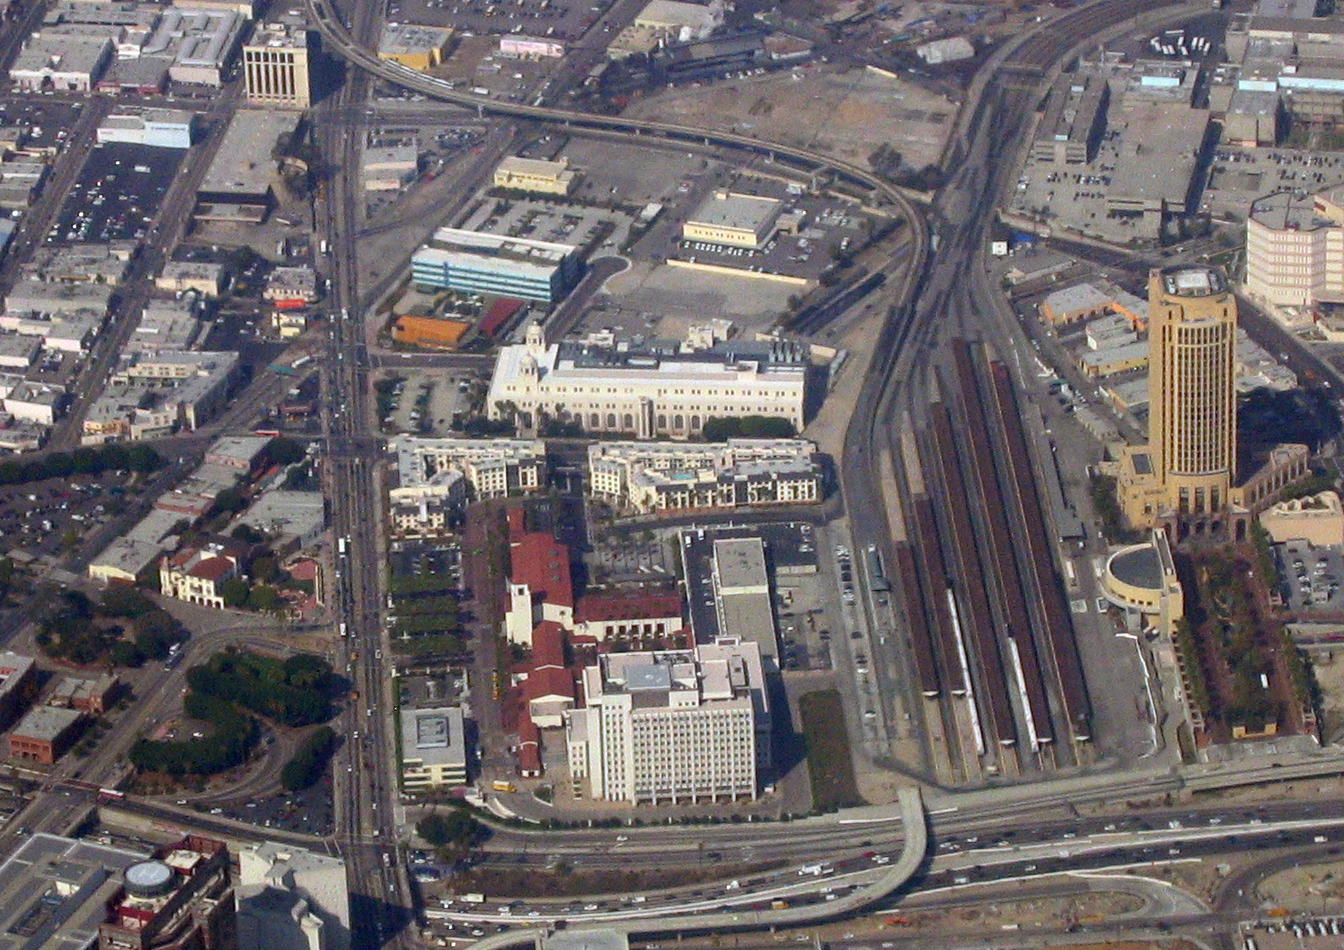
{"left": 461, "top": 788, "right": 925, "bottom": 950}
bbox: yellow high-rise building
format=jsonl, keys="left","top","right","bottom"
{"left": 1118, "top": 266, "right": 1239, "bottom": 532}
{"left": 1116, "top": 264, "right": 1312, "bottom": 536}
{"left": 1146, "top": 265, "right": 1238, "bottom": 517}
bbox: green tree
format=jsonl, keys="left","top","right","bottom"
{"left": 126, "top": 444, "right": 163, "bottom": 473}
{"left": 417, "top": 809, "right": 482, "bottom": 849}
{"left": 220, "top": 578, "right": 250, "bottom": 608}
{"left": 213, "top": 486, "right": 247, "bottom": 515}
{"left": 266, "top": 437, "right": 306, "bottom": 466}
{"left": 251, "top": 554, "right": 279, "bottom": 583}
{"left": 246, "top": 586, "right": 280, "bottom": 612}
{"left": 100, "top": 586, "right": 156, "bottom": 619}
{"left": 231, "top": 524, "right": 266, "bottom": 544}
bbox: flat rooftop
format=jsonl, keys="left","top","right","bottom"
{"left": 419, "top": 226, "right": 576, "bottom": 266}
{"left": 1160, "top": 265, "right": 1228, "bottom": 297}
{"left": 379, "top": 21, "right": 453, "bottom": 54}
{"left": 197, "top": 109, "right": 298, "bottom": 197}
{"left": 1249, "top": 189, "right": 1341, "bottom": 230}
{"left": 0, "top": 832, "right": 147, "bottom": 950}
{"left": 399, "top": 705, "right": 466, "bottom": 769}
{"left": 686, "top": 191, "right": 783, "bottom": 232}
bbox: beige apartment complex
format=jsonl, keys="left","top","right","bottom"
{"left": 243, "top": 23, "right": 311, "bottom": 108}
{"left": 587, "top": 439, "right": 821, "bottom": 514}
{"left": 1245, "top": 187, "right": 1344, "bottom": 311}
{"left": 492, "top": 156, "right": 578, "bottom": 196}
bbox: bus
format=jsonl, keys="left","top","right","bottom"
{"left": 491, "top": 780, "right": 517, "bottom": 793}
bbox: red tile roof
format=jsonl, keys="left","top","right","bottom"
{"left": 187, "top": 555, "right": 234, "bottom": 582}
{"left": 510, "top": 532, "right": 573, "bottom": 608}
{"left": 517, "top": 718, "right": 542, "bottom": 774}
{"left": 531, "top": 621, "right": 566, "bottom": 670}
{"left": 575, "top": 591, "right": 683, "bottom": 623}
{"left": 524, "top": 666, "right": 574, "bottom": 702}
{"left": 506, "top": 507, "right": 527, "bottom": 539}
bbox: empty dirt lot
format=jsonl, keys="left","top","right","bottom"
{"left": 622, "top": 65, "right": 955, "bottom": 172}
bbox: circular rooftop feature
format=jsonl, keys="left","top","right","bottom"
{"left": 124, "top": 860, "right": 174, "bottom": 897}
{"left": 1102, "top": 542, "right": 1165, "bottom": 613}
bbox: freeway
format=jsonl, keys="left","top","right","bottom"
{"left": 303, "top": 0, "right": 922, "bottom": 213}
{"left": 315, "top": 1, "right": 417, "bottom": 948}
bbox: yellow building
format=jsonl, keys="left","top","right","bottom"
{"left": 378, "top": 22, "right": 454, "bottom": 70}
{"left": 1119, "top": 266, "right": 1239, "bottom": 533}
{"left": 1101, "top": 529, "right": 1184, "bottom": 630}
{"left": 682, "top": 191, "right": 783, "bottom": 249}
{"left": 492, "top": 156, "right": 577, "bottom": 196}
{"left": 243, "top": 24, "right": 311, "bottom": 108}
{"left": 1260, "top": 490, "right": 1344, "bottom": 547}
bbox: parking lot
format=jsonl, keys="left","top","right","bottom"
{"left": 206, "top": 770, "right": 336, "bottom": 836}
{"left": 389, "top": 539, "right": 464, "bottom": 589}
{"left": 1277, "top": 540, "right": 1344, "bottom": 612}
{"left": 384, "top": 0, "right": 601, "bottom": 43}
{"left": 459, "top": 196, "right": 629, "bottom": 257}
{"left": 379, "top": 370, "right": 479, "bottom": 435}
{"left": 0, "top": 98, "right": 84, "bottom": 154}
{"left": 0, "top": 472, "right": 141, "bottom": 559}
{"left": 1204, "top": 146, "right": 1344, "bottom": 222}
{"left": 50, "top": 143, "right": 182, "bottom": 245}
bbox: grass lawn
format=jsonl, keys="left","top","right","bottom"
{"left": 798, "top": 689, "right": 862, "bottom": 811}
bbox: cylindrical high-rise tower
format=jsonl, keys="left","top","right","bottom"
{"left": 1146, "top": 265, "right": 1238, "bottom": 518}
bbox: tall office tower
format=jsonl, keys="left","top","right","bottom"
{"left": 243, "top": 24, "right": 311, "bottom": 108}
{"left": 1145, "top": 267, "right": 1236, "bottom": 521}
{"left": 1118, "top": 265, "right": 1244, "bottom": 532}
{"left": 1146, "top": 265, "right": 1238, "bottom": 519}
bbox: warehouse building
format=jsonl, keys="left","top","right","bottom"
{"left": 96, "top": 108, "right": 197, "bottom": 149}
{"left": 682, "top": 190, "right": 783, "bottom": 248}
{"left": 363, "top": 143, "right": 420, "bottom": 191}
{"left": 9, "top": 705, "right": 83, "bottom": 764}
{"left": 8, "top": 34, "right": 111, "bottom": 91}
{"left": 410, "top": 227, "right": 581, "bottom": 303}
{"left": 487, "top": 324, "right": 808, "bottom": 439}
{"left": 378, "top": 21, "right": 454, "bottom": 70}
{"left": 0, "top": 651, "right": 36, "bottom": 731}
{"left": 493, "top": 156, "right": 578, "bottom": 196}
{"left": 1032, "top": 73, "right": 1110, "bottom": 165}
{"left": 195, "top": 109, "right": 299, "bottom": 222}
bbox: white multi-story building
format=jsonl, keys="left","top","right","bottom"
{"left": 1245, "top": 187, "right": 1344, "bottom": 314}
{"left": 238, "top": 842, "right": 351, "bottom": 950}
{"left": 564, "top": 641, "right": 766, "bottom": 805}
{"left": 388, "top": 436, "right": 546, "bottom": 535}
{"left": 588, "top": 438, "right": 821, "bottom": 514}
{"left": 488, "top": 324, "right": 808, "bottom": 440}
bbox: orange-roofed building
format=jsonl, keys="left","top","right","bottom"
{"left": 574, "top": 590, "right": 684, "bottom": 643}
{"left": 517, "top": 717, "right": 543, "bottom": 776}
{"left": 392, "top": 315, "right": 471, "bottom": 349}
{"left": 504, "top": 532, "right": 573, "bottom": 645}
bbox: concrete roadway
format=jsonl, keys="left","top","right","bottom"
{"left": 315, "top": 1, "right": 421, "bottom": 947}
